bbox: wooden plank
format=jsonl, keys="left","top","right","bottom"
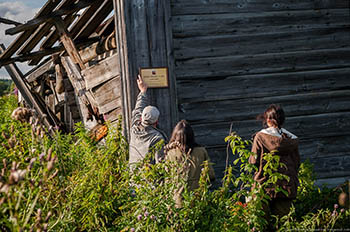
{"left": 174, "top": 47, "right": 350, "bottom": 79}
{"left": 172, "top": 9, "right": 349, "bottom": 38}
{"left": 25, "top": 59, "right": 53, "bottom": 83}
{"left": 171, "top": 0, "right": 349, "bottom": 15}
{"left": 61, "top": 56, "right": 97, "bottom": 124}
{"left": 92, "top": 76, "right": 122, "bottom": 107}
{"left": 191, "top": 112, "right": 350, "bottom": 147}
{"left": 179, "top": 90, "right": 350, "bottom": 124}
{"left": 6, "top": 0, "right": 93, "bottom": 36}
{"left": 54, "top": 17, "right": 85, "bottom": 69}
{"left": 98, "top": 97, "right": 122, "bottom": 114}
{"left": 82, "top": 53, "right": 120, "bottom": 90}
{"left": 113, "top": 0, "right": 132, "bottom": 138}
{"left": 104, "top": 107, "right": 123, "bottom": 122}
{"left": 177, "top": 68, "right": 350, "bottom": 103}
{"left": 0, "top": 0, "right": 62, "bottom": 60}
{"left": 174, "top": 26, "right": 350, "bottom": 59}
{"left": 75, "top": 0, "right": 114, "bottom": 40}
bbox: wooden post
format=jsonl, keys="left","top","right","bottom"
{"left": 53, "top": 17, "right": 85, "bottom": 70}
{"left": 113, "top": 0, "right": 178, "bottom": 138}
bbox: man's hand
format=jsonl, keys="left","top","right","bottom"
{"left": 137, "top": 74, "right": 148, "bottom": 93}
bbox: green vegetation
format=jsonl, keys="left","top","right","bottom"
{"left": 0, "top": 94, "right": 349, "bottom": 231}
{"left": 0, "top": 80, "right": 12, "bottom": 96}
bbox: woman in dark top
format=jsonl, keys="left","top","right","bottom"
{"left": 249, "top": 104, "right": 300, "bottom": 224}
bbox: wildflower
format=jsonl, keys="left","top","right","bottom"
{"left": 334, "top": 204, "right": 339, "bottom": 209}
{"left": 144, "top": 211, "right": 149, "bottom": 217}
{"left": 137, "top": 214, "right": 142, "bottom": 221}
{"left": 150, "top": 215, "right": 156, "bottom": 220}
{"left": 130, "top": 228, "right": 135, "bottom": 232}
{"left": 39, "top": 152, "right": 45, "bottom": 162}
{"left": 340, "top": 208, "right": 345, "bottom": 213}
{"left": 331, "top": 210, "right": 338, "bottom": 217}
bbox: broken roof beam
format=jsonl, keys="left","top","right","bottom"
{"left": 75, "top": 0, "right": 114, "bottom": 40}
{"left": 0, "top": 0, "right": 62, "bottom": 60}
{"left": 17, "top": 12, "right": 77, "bottom": 56}
{"left": 54, "top": 16, "right": 85, "bottom": 69}
{"left": 0, "top": 37, "right": 99, "bottom": 67}
{"left": 28, "top": 0, "right": 104, "bottom": 66}
{"left": 5, "top": 0, "right": 93, "bottom": 36}
{"left": 0, "top": 17, "right": 22, "bottom": 26}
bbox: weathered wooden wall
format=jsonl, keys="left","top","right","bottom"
{"left": 170, "top": 0, "right": 350, "bottom": 185}
{"left": 114, "top": 0, "right": 178, "bottom": 138}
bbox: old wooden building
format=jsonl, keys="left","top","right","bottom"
{"left": 0, "top": 0, "right": 349, "bottom": 186}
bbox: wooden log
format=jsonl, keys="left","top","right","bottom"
{"left": 191, "top": 112, "right": 350, "bottom": 147}
{"left": 5, "top": 0, "right": 95, "bottom": 35}
{"left": 78, "top": 34, "right": 117, "bottom": 64}
{"left": 172, "top": 9, "right": 349, "bottom": 38}
{"left": 177, "top": 67, "right": 350, "bottom": 103}
{"left": 171, "top": 0, "right": 349, "bottom": 15}
{"left": 179, "top": 90, "right": 350, "bottom": 124}
{"left": 82, "top": 53, "right": 120, "bottom": 90}
{"left": 174, "top": 47, "right": 350, "bottom": 80}
{"left": 174, "top": 26, "right": 350, "bottom": 60}
{"left": 54, "top": 17, "right": 85, "bottom": 69}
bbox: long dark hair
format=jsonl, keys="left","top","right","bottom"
{"left": 169, "top": 120, "right": 199, "bottom": 153}
{"left": 257, "top": 104, "right": 285, "bottom": 129}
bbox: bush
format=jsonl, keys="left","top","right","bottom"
{"left": 0, "top": 95, "right": 349, "bottom": 231}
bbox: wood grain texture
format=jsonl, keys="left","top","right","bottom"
{"left": 175, "top": 47, "right": 350, "bottom": 79}
{"left": 82, "top": 53, "right": 120, "bottom": 90}
{"left": 121, "top": 0, "right": 178, "bottom": 137}
{"left": 170, "top": 0, "right": 350, "bottom": 184}
{"left": 171, "top": 0, "right": 349, "bottom": 15}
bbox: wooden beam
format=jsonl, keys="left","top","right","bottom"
{"left": 25, "top": 59, "right": 53, "bottom": 83}
{"left": 0, "top": 0, "right": 61, "bottom": 60}
{"left": 17, "top": 13, "right": 77, "bottom": 56}
{"left": 54, "top": 17, "right": 85, "bottom": 69}
{"left": 28, "top": 0, "right": 104, "bottom": 66}
{"left": 75, "top": 0, "right": 114, "bottom": 40}
{"left": 0, "top": 17, "right": 22, "bottom": 26}
{"left": 0, "top": 37, "right": 99, "bottom": 67}
{"left": 5, "top": 0, "right": 94, "bottom": 36}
